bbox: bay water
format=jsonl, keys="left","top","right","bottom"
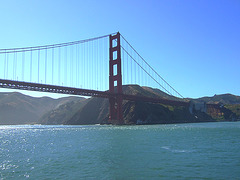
{"left": 0, "top": 122, "right": 240, "bottom": 179}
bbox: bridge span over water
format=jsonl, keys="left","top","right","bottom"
{"left": 1, "top": 32, "right": 217, "bottom": 124}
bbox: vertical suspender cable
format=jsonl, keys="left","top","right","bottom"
{"left": 65, "top": 46, "right": 67, "bottom": 86}
{"left": 92, "top": 40, "right": 94, "bottom": 89}
{"left": 126, "top": 42, "right": 128, "bottom": 85}
{"left": 131, "top": 47, "right": 133, "bottom": 84}
{"left": 134, "top": 52, "right": 136, "bottom": 84}
{"left": 73, "top": 45, "right": 75, "bottom": 87}
{"left": 105, "top": 37, "right": 108, "bottom": 90}
{"left": 100, "top": 39, "right": 102, "bottom": 90}
{"left": 136, "top": 52, "right": 138, "bottom": 85}
{"left": 16, "top": 51, "right": 18, "bottom": 81}
{"left": 94, "top": 40, "right": 96, "bottom": 90}
{"left": 70, "top": 45, "right": 71, "bottom": 87}
{"left": 91, "top": 41, "right": 93, "bottom": 89}
{"left": 13, "top": 50, "right": 16, "bottom": 80}
{"left": 45, "top": 48, "right": 47, "bottom": 84}
{"left": 90, "top": 41, "right": 92, "bottom": 89}
{"left": 75, "top": 44, "right": 77, "bottom": 87}
{"left": 96, "top": 39, "right": 99, "bottom": 90}
{"left": 89, "top": 41, "right": 90, "bottom": 89}
{"left": 78, "top": 44, "right": 80, "bottom": 88}
{"left": 38, "top": 49, "right": 40, "bottom": 83}
{"left": 75, "top": 44, "right": 76, "bottom": 88}
{"left": 80, "top": 44, "right": 82, "bottom": 88}
{"left": 4, "top": 50, "right": 6, "bottom": 79}
{"left": 59, "top": 47, "right": 61, "bottom": 85}
{"left": 86, "top": 42, "right": 87, "bottom": 89}
{"left": 68, "top": 46, "right": 73, "bottom": 87}
{"left": 22, "top": 52, "right": 25, "bottom": 81}
{"left": 101, "top": 38, "right": 103, "bottom": 90}
{"left": 91, "top": 41, "right": 94, "bottom": 89}
{"left": 83, "top": 43, "right": 85, "bottom": 88}
{"left": 141, "top": 57, "right": 143, "bottom": 86}
{"left": 73, "top": 45, "right": 76, "bottom": 87}
{"left": 138, "top": 56, "right": 140, "bottom": 86}
{"left": 76, "top": 44, "right": 78, "bottom": 88}
{"left": 96, "top": 39, "right": 98, "bottom": 90}
{"left": 88, "top": 41, "right": 90, "bottom": 89}
{"left": 71, "top": 45, "right": 74, "bottom": 87}
{"left": 122, "top": 39, "right": 124, "bottom": 85}
{"left": 52, "top": 48, "right": 54, "bottom": 85}
{"left": 30, "top": 49, "right": 32, "bottom": 82}
{"left": 6, "top": 53, "right": 8, "bottom": 79}
{"left": 103, "top": 37, "right": 105, "bottom": 90}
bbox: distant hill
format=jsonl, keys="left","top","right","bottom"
{"left": 190, "top": 93, "right": 240, "bottom": 105}
{"left": 0, "top": 92, "right": 85, "bottom": 125}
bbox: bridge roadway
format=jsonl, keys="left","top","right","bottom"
{"left": 0, "top": 79, "right": 189, "bottom": 107}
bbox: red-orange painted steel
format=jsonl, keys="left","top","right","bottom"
{"left": 0, "top": 79, "right": 112, "bottom": 98}
{"left": 109, "top": 32, "right": 123, "bottom": 124}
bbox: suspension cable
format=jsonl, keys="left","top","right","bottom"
{"left": 120, "top": 34, "right": 184, "bottom": 98}
{"left": 0, "top": 33, "right": 117, "bottom": 54}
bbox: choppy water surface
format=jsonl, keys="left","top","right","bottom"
{"left": 1, "top": 122, "right": 240, "bottom": 179}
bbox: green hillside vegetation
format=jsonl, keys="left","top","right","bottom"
{"left": 224, "top": 104, "right": 240, "bottom": 118}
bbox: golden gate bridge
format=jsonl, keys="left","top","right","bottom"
{"left": 0, "top": 32, "right": 189, "bottom": 124}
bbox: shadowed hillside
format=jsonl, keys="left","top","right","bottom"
{"left": 63, "top": 85, "right": 214, "bottom": 125}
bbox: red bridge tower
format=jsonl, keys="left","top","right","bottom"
{"left": 109, "top": 32, "right": 123, "bottom": 125}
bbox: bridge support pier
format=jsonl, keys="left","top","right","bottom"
{"left": 109, "top": 32, "right": 123, "bottom": 125}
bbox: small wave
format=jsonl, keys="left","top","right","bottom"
{"left": 161, "top": 146, "right": 170, "bottom": 150}
{"left": 161, "top": 146, "right": 194, "bottom": 153}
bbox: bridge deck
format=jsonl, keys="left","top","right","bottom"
{"left": 0, "top": 79, "right": 189, "bottom": 106}
{"left": 0, "top": 79, "right": 110, "bottom": 98}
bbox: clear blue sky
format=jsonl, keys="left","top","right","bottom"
{"left": 0, "top": 0, "right": 239, "bottom": 98}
